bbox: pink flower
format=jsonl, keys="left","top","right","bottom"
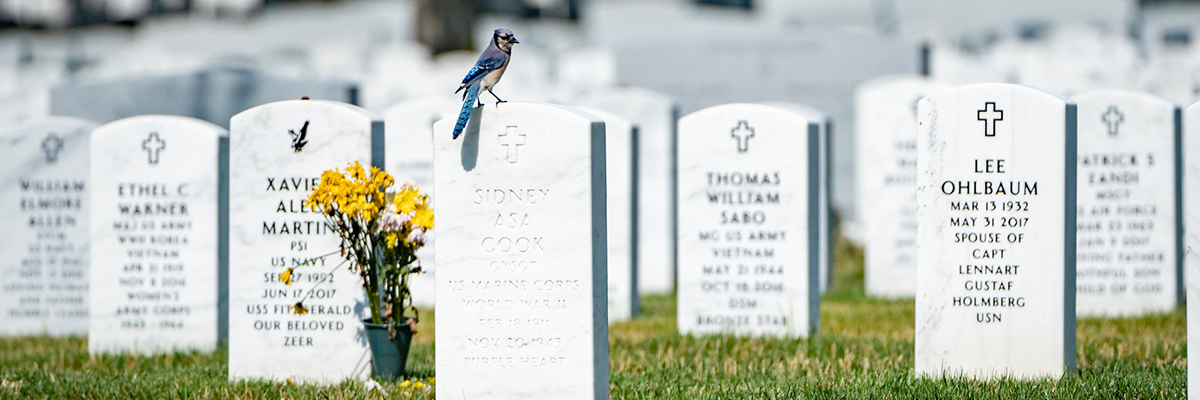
{"left": 379, "top": 210, "right": 411, "bottom": 232}
{"left": 407, "top": 227, "right": 427, "bottom": 246}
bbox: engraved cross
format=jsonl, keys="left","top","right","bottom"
{"left": 1102, "top": 106, "right": 1124, "bottom": 136}
{"left": 731, "top": 120, "right": 755, "bottom": 152}
{"left": 499, "top": 126, "right": 525, "bottom": 163}
{"left": 142, "top": 132, "right": 166, "bottom": 164}
{"left": 977, "top": 102, "right": 1003, "bottom": 137}
{"left": 42, "top": 132, "right": 63, "bottom": 163}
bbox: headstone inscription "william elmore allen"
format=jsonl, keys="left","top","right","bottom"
{"left": 0, "top": 117, "right": 95, "bottom": 336}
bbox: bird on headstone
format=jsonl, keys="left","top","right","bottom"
{"left": 452, "top": 28, "right": 520, "bottom": 140}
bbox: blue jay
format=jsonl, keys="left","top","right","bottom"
{"left": 453, "top": 28, "right": 520, "bottom": 140}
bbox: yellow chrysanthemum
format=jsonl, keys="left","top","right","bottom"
{"left": 393, "top": 187, "right": 419, "bottom": 214}
{"left": 306, "top": 161, "right": 401, "bottom": 222}
{"left": 412, "top": 206, "right": 434, "bottom": 230}
{"left": 347, "top": 162, "right": 365, "bottom": 181}
{"left": 292, "top": 302, "right": 309, "bottom": 315}
{"left": 386, "top": 232, "right": 399, "bottom": 248}
{"left": 280, "top": 268, "right": 294, "bottom": 286}
{"left": 370, "top": 166, "right": 394, "bottom": 189}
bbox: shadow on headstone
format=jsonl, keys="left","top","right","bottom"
{"left": 458, "top": 108, "right": 482, "bottom": 171}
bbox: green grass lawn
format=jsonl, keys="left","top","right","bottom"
{"left": 0, "top": 240, "right": 1186, "bottom": 399}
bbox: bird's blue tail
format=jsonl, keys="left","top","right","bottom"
{"left": 453, "top": 85, "right": 480, "bottom": 140}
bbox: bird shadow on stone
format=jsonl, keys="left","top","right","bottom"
{"left": 459, "top": 107, "right": 483, "bottom": 171}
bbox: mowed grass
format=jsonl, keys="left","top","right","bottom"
{"left": 1, "top": 238, "right": 1186, "bottom": 399}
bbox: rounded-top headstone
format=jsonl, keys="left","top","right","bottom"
{"left": 0, "top": 116, "right": 96, "bottom": 336}
{"left": 88, "top": 115, "right": 227, "bottom": 354}
{"left": 1070, "top": 90, "right": 1180, "bottom": 318}
{"left": 432, "top": 102, "right": 609, "bottom": 400}
{"left": 916, "top": 83, "right": 1076, "bottom": 379}
{"left": 228, "top": 99, "right": 380, "bottom": 382}
{"left": 677, "top": 103, "right": 820, "bottom": 338}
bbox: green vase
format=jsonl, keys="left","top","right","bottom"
{"left": 362, "top": 319, "right": 414, "bottom": 379}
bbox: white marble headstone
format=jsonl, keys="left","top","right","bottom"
{"left": 0, "top": 116, "right": 95, "bottom": 336}
{"left": 433, "top": 103, "right": 608, "bottom": 400}
{"left": 855, "top": 75, "right": 953, "bottom": 298}
{"left": 88, "top": 115, "right": 226, "bottom": 354}
{"left": 382, "top": 96, "right": 460, "bottom": 308}
{"left": 228, "top": 99, "right": 380, "bottom": 382}
{"left": 915, "top": 83, "right": 1076, "bottom": 379}
{"left": 677, "top": 103, "right": 819, "bottom": 337}
{"left": 1072, "top": 90, "right": 1181, "bottom": 317}
{"left": 577, "top": 106, "right": 638, "bottom": 323}
{"left": 1185, "top": 101, "right": 1200, "bottom": 400}
{"left": 576, "top": 86, "right": 678, "bottom": 295}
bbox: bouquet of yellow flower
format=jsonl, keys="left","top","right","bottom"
{"left": 282, "top": 161, "right": 433, "bottom": 343}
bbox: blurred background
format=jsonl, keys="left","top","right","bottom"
{"left": 0, "top": 0, "right": 1195, "bottom": 239}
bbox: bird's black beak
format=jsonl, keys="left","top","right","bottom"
{"left": 511, "top": 38, "right": 520, "bottom": 44}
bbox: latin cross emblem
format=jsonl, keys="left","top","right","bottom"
{"left": 731, "top": 120, "right": 755, "bottom": 152}
{"left": 499, "top": 126, "right": 525, "bottom": 163}
{"left": 1102, "top": 106, "right": 1124, "bottom": 136}
{"left": 142, "top": 132, "right": 166, "bottom": 164}
{"left": 42, "top": 132, "right": 63, "bottom": 163}
{"left": 977, "top": 102, "right": 1003, "bottom": 137}
{"left": 290, "top": 120, "right": 309, "bottom": 153}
